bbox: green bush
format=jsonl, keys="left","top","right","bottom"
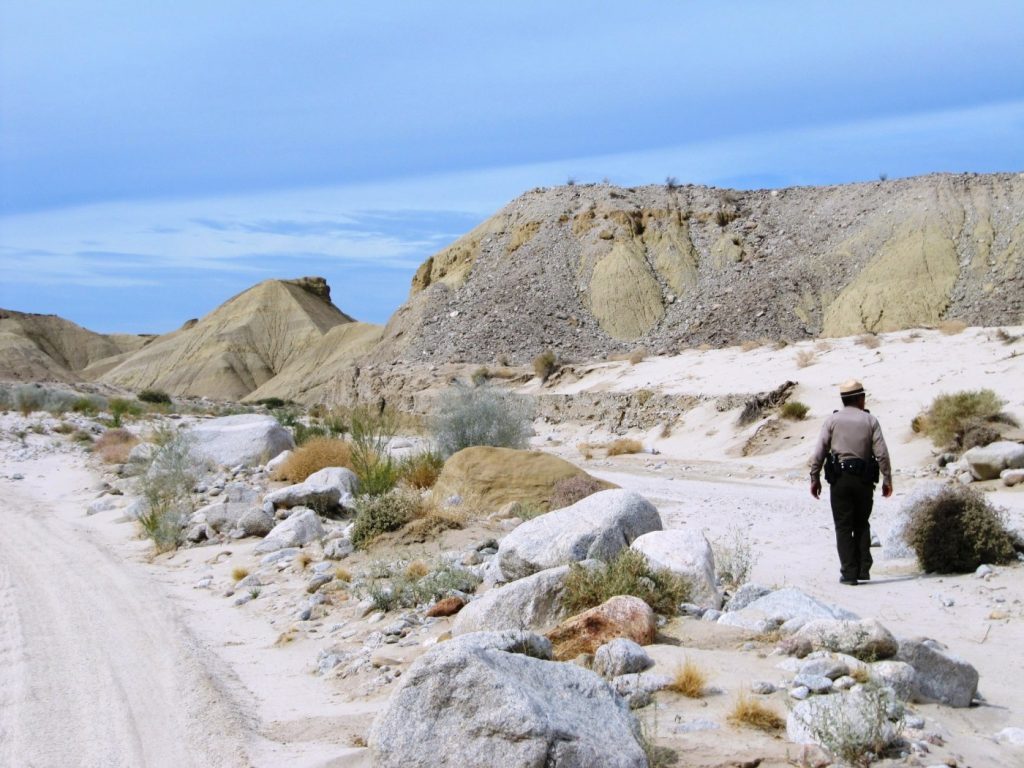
{"left": 349, "top": 404, "right": 399, "bottom": 496}
{"left": 351, "top": 488, "right": 422, "bottom": 549}
{"left": 907, "top": 485, "right": 1016, "bottom": 573}
{"left": 254, "top": 397, "right": 288, "bottom": 409}
{"left": 916, "top": 389, "right": 1006, "bottom": 448}
{"left": 430, "top": 384, "right": 533, "bottom": 458}
{"left": 563, "top": 549, "right": 691, "bottom": 616}
{"left": 781, "top": 401, "right": 810, "bottom": 420}
{"left": 72, "top": 396, "right": 105, "bottom": 415}
{"left": 365, "top": 559, "right": 480, "bottom": 612}
{"left": 108, "top": 397, "right": 143, "bottom": 427}
{"left": 137, "top": 388, "right": 172, "bottom": 405}
{"left": 135, "top": 435, "right": 196, "bottom": 552}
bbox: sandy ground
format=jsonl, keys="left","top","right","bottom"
{"left": 1, "top": 326, "right": 1023, "bottom": 767}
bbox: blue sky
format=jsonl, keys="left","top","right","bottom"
{"left": 1, "top": 1, "right": 1023, "bottom": 333}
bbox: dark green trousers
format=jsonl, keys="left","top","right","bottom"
{"left": 829, "top": 472, "right": 874, "bottom": 581}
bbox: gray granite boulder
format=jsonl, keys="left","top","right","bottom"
{"left": 963, "top": 441, "right": 1024, "bottom": 481}
{"left": 264, "top": 466, "right": 357, "bottom": 513}
{"left": 451, "top": 565, "right": 576, "bottom": 636}
{"left": 186, "top": 414, "right": 294, "bottom": 468}
{"left": 725, "top": 583, "right": 773, "bottom": 612}
{"left": 896, "top": 638, "right": 979, "bottom": 707}
{"left": 790, "top": 618, "right": 898, "bottom": 660}
{"left": 630, "top": 529, "right": 722, "bottom": 609}
{"left": 717, "top": 587, "right": 857, "bottom": 634}
{"left": 869, "top": 660, "right": 917, "bottom": 701}
{"left": 593, "top": 638, "right": 654, "bottom": 678}
{"left": 254, "top": 507, "right": 324, "bottom": 553}
{"left": 368, "top": 631, "right": 647, "bottom": 768}
{"left": 236, "top": 508, "right": 275, "bottom": 537}
{"left": 496, "top": 490, "right": 662, "bottom": 581}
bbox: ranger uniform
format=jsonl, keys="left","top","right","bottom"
{"left": 808, "top": 379, "right": 893, "bottom": 585}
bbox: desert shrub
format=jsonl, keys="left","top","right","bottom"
{"left": 94, "top": 428, "right": 139, "bottom": 463}
{"left": 550, "top": 475, "right": 607, "bottom": 509}
{"left": 253, "top": 397, "right": 288, "bottom": 409}
{"left": 231, "top": 567, "right": 249, "bottom": 582}
{"left": 71, "top": 395, "right": 105, "bottom": 415}
{"left": 533, "top": 349, "right": 559, "bottom": 382}
{"left": 471, "top": 367, "right": 490, "bottom": 386}
{"left": 715, "top": 208, "right": 738, "bottom": 226}
{"left": 348, "top": 404, "right": 399, "bottom": 496}
{"left": 137, "top": 389, "right": 172, "bottom": 405}
{"left": 398, "top": 449, "right": 444, "bottom": 489}
{"left": 915, "top": 389, "right": 1007, "bottom": 449}
{"left": 781, "top": 401, "right": 809, "bottom": 420}
{"left": 136, "top": 435, "right": 196, "bottom": 552}
{"left": 628, "top": 347, "right": 647, "bottom": 365}
{"left": 668, "top": 659, "right": 707, "bottom": 698}
{"left": 351, "top": 488, "right": 423, "bottom": 548}
{"left": 713, "top": 526, "right": 758, "bottom": 588}
{"left": 365, "top": 559, "right": 480, "bottom": 612}
{"left": 71, "top": 429, "right": 94, "bottom": 444}
{"left": 995, "top": 328, "right": 1020, "bottom": 344}
{"left": 430, "top": 384, "right": 533, "bottom": 458}
{"left": 728, "top": 693, "right": 784, "bottom": 731}
{"left": 606, "top": 438, "right": 643, "bottom": 456}
{"left": 795, "top": 349, "right": 816, "bottom": 368}
{"left": 108, "top": 397, "right": 142, "bottom": 427}
{"left": 563, "top": 549, "right": 691, "bottom": 616}
{"left": 796, "top": 685, "right": 903, "bottom": 767}
{"left": 14, "top": 386, "right": 42, "bottom": 416}
{"left": 292, "top": 421, "right": 328, "bottom": 446}
{"left": 577, "top": 442, "right": 594, "bottom": 460}
{"left": 906, "top": 485, "right": 1015, "bottom": 573}
{"left": 53, "top": 422, "right": 75, "bottom": 435}
{"left": 856, "top": 333, "right": 881, "bottom": 349}
{"left": 272, "top": 437, "right": 352, "bottom": 482}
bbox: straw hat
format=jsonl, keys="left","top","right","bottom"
{"left": 839, "top": 379, "right": 865, "bottom": 397}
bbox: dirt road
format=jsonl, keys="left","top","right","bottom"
{"left": 0, "top": 456, "right": 253, "bottom": 768}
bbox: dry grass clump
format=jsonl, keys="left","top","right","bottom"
{"left": 814, "top": 340, "right": 832, "bottom": 352}
{"left": 728, "top": 693, "right": 785, "bottom": 731}
{"left": 606, "top": 438, "right": 643, "bottom": 456}
{"left": 273, "top": 437, "right": 352, "bottom": 482}
{"left": 668, "top": 659, "right": 707, "bottom": 698}
{"left": 296, "top": 552, "right": 313, "bottom": 570}
{"left": 231, "top": 566, "right": 249, "bottom": 582}
{"left": 563, "top": 549, "right": 691, "bottom": 616}
{"left": 938, "top": 319, "right": 967, "bottom": 335}
{"left": 577, "top": 442, "right": 595, "bottom": 460}
{"left": 906, "top": 485, "right": 1015, "bottom": 573}
{"left": 334, "top": 566, "right": 352, "bottom": 582}
{"left": 94, "top": 428, "right": 139, "bottom": 463}
{"left": 795, "top": 349, "right": 816, "bottom": 368}
{"left": 739, "top": 340, "right": 760, "bottom": 352}
{"left": 549, "top": 475, "right": 608, "bottom": 509}
{"left": 856, "top": 333, "right": 881, "bottom": 349}
{"left": 995, "top": 328, "right": 1021, "bottom": 344}
{"left": 781, "top": 401, "right": 810, "bottom": 420}
{"left": 533, "top": 348, "right": 559, "bottom": 382}
{"left": 628, "top": 346, "right": 647, "bottom": 365}
{"left": 913, "top": 389, "right": 1008, "bottom": 449}
{"left": 405, "top": 559, "right": 431, "bottom": 580}
{"left": 397, "top": 450, "right": 444, "bottom": 489}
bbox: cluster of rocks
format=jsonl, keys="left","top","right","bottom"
{"left": 942, "top": 440, "right": 1024, "bottom": 487}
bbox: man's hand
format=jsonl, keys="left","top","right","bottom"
{"left": 882, "top": 481, "right": 893, "bottom": 498}
{"left": 810, "top": 477, "right": 822, "bottom": 499}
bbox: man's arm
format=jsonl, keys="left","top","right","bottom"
{"left": 808, "top": 417, "right": 832, "bottom": 499}
{"left": 871, "top": 416, "right": 893, "bottom": 497}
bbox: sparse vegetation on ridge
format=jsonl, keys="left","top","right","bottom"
{"left": 430, "top": 384, "right": 533, "bottom": 458}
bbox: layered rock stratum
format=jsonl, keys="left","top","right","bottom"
{"left": 2, "top": 172, "right": 1022, "bottom": 402}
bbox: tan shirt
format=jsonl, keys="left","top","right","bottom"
{"left": 808, "top": 405, "right": 892, "bottom": 483}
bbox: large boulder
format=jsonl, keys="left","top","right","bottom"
{"left": 717, "top": 587, "right": 858, "bottom": 634}
{"left": 452, "top": 565, "right": 576, "bottom": 636}
{"left": 497, "top": 490, "right": 662, "bottom": 581}
{"left": 962, "top": 441, "right": 1024, "bottom": 481}
{"left": 545, "top": 596, "right": 656, "bottom": 661}
{"left": 253, "top": 507, "right": 324, "bottom": 553}
{"left": 186, "top": 414, "right": 294, "bottom": 468}
{"left": 789, "top": 618, "right": 899, "bottom": 660}
{"left": 264, "top": 466, "right": 357, "bottom": 513}
{"left": 433, "top": 447, "right": 615, "bottom": 512}
{"left": 630, "top": 529, "right": 721, "bottom": 609}
{"left": 368, "top": 631, "right": 647, "bottom": 768}
{"left": 896, "top": 638, "right": 979, "bottom": 707}
{"left": 593, "top": 639, "right": 654, "bottom": 678}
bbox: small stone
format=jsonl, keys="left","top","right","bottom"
{"left": 833, "top": 675, "right": 856, "bottom": 690}
{"left": 975, "top": 564, "right": 993, "bottom": 578}
{"left": 790, "top": 685, "right": 810, "bottom": 700}
{"left": 751, "top": 681, "right": 776, "bottom": 695}
{"left": 701, "top": 609, "right": 722, "bottom": 622}
{"left": 794, "top": 674, "right": 834, "bottom": 694}
{"left": 307, "top": 574, "right": 332, "bottom": 593}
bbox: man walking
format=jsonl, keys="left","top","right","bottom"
{"left": 809, "top": 379, "right": 893, "bottom": 585}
